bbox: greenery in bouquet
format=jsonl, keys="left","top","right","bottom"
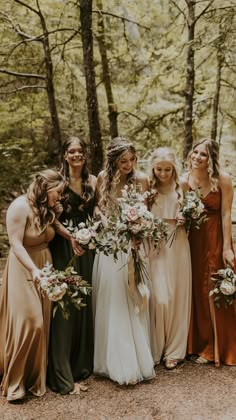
{"left": 167, "top": 189, "right": 207, "bottom": 246}
{"left": 63, "top": 217, "right": 102, "bottom": 251}
{"left": 36, "top": 262, "right": 92, "bottom": 319}
{"left": 209, "top": 268, "right": 236, "bottom": 308}
{"left": 101, "top": 184, "right": 169, "bottom": 261}
{"left": 181, "top": 189, "right": 207, "bottom": 232}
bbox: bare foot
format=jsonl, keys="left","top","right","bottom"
{"left": 69, "top": 383, "right": 88, "bottom": 395}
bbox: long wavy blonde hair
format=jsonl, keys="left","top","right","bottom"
{"left": 147, "top": 147, "right": 182, "bottom": 208}
{"left": 187, "top": 138, "right": 220, "bottom": 191}
{"left": 27, "top": 169, "right": 65, "bottom": 232}
{"left": 99, "top": 137, "right": 137, "bottom": 213}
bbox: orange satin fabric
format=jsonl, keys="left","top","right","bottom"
{"left": 188, "top": 189, "right": 236, "bottom": 366}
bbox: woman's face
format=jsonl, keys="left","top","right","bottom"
{"left": 65, "top": 141, "right": 85, "bottom": 168}
{"left": 191, "top": 143, "right": 208, "bottom": 170}
{"left": 116, "top": 150, "right": 136, "bottom": 175}
{"left": 154, "top": 161, "right": 174, "bottom": 184}
{"left": 47, "top": 183, "right": 64, "bottom": 208}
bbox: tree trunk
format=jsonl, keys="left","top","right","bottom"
{"left": 183, "top": 1, "right": 195, "bottom": 159}
{"left": 80, "top": 0, "right": 103, "bottom": 175}
{"left": 211, "top": 47, "right": 223, "bottom": 141}
{"left": 38, "top": 7, "right": 62, "bottom": 159}
{"left": 96, "top": 0, "right": 118, "bottom": 139}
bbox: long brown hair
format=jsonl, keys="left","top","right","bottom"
{"left": 187, "top": 138, "right": 220, "bottom": 191}
{"left": 60, "top": 136, "right": 94, "bottom": 207}
{"left": 27, "top": 169, "right": 65, "bottom": 232}
{"left": 99, "top": 137, "right": 137, "bottom": 212}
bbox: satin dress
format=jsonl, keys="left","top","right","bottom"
{"left": 0, "top": 218, "right": 53, "bottom": 401}
{"left": 188, "top": 189, "right": 236, "bottom": 365}
{"left": 47, "top": 188, "right": 94, "bottom": 394}
{"left": 149, "top": 186, "right": 192, "bottom": 364}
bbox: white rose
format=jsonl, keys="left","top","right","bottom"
{"left": 48, "top": 284, "right": 67, "bottom": 301}
{"left": 126, "top": 206, "right": 139, "bottom": 222}
{"left": 129, "top": 223, "right": 143, "bottom": 234}
{"left": 219, "top": 280, "right": 236, "bottom": 296}
{"left": 75, "top": 228, "right": 92, "bottom": 245}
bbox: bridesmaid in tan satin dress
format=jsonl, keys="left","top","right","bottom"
{"left": 148, "top": 148, "right": 192, "bottom": 370}
{"left": 185, "top": 138, "right": 236, "bottom": 366}
{"left": 0, "top": 169, "right": 65, "bottom": 401}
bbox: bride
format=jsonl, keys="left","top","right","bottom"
{"left": 92, "top": 137, "right": 155, "bottom": 385}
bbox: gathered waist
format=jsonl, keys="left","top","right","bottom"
{"left": 24, "top": 242, "right": 49, "bottom": 253}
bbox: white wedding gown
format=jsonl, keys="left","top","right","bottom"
{"left": 92, "top": 250, "right": 155, "bottom": 385}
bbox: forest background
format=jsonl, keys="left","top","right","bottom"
{"left": 0, "top": 0, "right": 235, "bottom": 257}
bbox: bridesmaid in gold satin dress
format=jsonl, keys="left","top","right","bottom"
{"left": 0, "top": 169, "right": 65, "bottom": 401}
{"left": 184, "top": 138, "right": 236, "bottom": 366}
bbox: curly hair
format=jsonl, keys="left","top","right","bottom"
{"left": 99, "top": 137, "right": 137, "bottom": 212}
{"left": 27, "top": 169, "right": 65, "bottom": 232}
{"left": 147, "top": 147, "right": 182, "bottom": 208}
{"left": 187, "top": 138, "right": 220, "bottom": 191}
{"left": 60, "top": 136, "right": 95, "bottom": 209}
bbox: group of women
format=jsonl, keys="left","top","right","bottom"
{"left": 0, "top": 135, "right": 235, "bottom": 402}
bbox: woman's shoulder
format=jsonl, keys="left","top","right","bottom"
{"left": 7, "top": 195, "right": 30, "bottom": 220}
{"left": 89, "top": 173, "right": 97, "bottom": 189}
{"left": 219, "top": 171, "right": 233, "bottom": 189}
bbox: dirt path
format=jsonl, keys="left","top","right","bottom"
{"left": 0, "top": 361, "right": 236, "bottom": 419}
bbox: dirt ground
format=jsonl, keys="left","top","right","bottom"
{"left": 0, "top": 361, "right": 236, "bottom": 420}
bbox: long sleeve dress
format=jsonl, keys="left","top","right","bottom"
{"left": 149, "top": 186, "right": 192, "bottom": 364}
{"left": 47, "top": 188, "right": 95, "bottom": 394}
{"left": 187, "top": 189, "right": 236, "bottom": 365}
{"left": 0, "top": 219, "right": 53, "bottom": 401}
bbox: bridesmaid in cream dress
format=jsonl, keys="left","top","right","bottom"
{"left": 148, "top": 148, "right": 192, "bottom": 370}
{"left": 0, "top": 169, "right": 65, "bottom": 402}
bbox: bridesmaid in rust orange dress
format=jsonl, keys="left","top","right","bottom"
{"left": 183, "top": 138, "right": 236, "bottom": 366}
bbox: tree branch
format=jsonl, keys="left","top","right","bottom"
{"left": 92, "top": 8, "right": 150, "bottom": 30}
{"left": 195, "top": 0, "right": 215, "bottom": 24}
{"left": 170, "top": 0, "right": 187, "bottom": 20}
{"left": 0, "top": 85, "right": 46, "bottom": 94}
{"left": 0, "top": 69, "right": 45, "bottom": 79}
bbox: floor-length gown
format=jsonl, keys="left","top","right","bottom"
{"left": 188, "top": 189, "right": 236, "bottom": 366}
{"left": 0, "top": 220, "right": 53, "bottom": 401}
{"left": 149, "top": 186, "right": 192, "bottom": 364}
{"left": 47, "top": 188, "right": 94, "bottom": 394}
{"left": 92, "top": 238, "right": 155, "bottom": 384}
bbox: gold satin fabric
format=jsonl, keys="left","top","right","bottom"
{"left": 0, "top": 223, "right": 54, "bottom": 401}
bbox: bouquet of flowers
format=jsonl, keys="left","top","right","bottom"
{"left": 101, "top": 185, "right": 169, "bottom": 281}
{"left": 35, "top": 262, "right": 92, "bottom": 319}
{"left": 167, "top": 189, "right": 207, "bottom": 246}
{"left": 209, "top": 267, "right": 236, "bottom": 308}
{"left": 181, "top": 189, "right": 207, "bottom": 232}
{"left": 102, "top": 185, "right": 168, "bottom": 254}
{"left": 63, "top": 218, "right": 102, "bottom": 251}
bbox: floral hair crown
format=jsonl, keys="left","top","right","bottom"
{"left": 107, "top": 142, "right": 134, "bottom": 157}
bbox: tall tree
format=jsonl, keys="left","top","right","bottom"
{"left": 80, "top": 0, "right": 103, "bottom": 175}
{"left": 0, "top": 0, "right": 63, "bottom": 157}
{"left": 96, "top": 0, "right": 118, "bottom": 139}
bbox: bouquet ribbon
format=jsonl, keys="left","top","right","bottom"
{"left": 127, "top": 251, "right": 149, "bottom": 314}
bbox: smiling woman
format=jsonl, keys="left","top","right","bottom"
{"left": 185, "top": 138, "right": 236, "bottom": 366}
{"left": 0, "top": 169, "right": 66, "bottom": 402}
{"left": 92, "top": 137, "right": 155, "bottom": 385}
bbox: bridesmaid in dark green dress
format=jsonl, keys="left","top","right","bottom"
{"left": 47, "top": 136, "right": 97, "bottom": 395}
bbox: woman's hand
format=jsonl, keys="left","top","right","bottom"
{"left": 70, "top": 237, "right": 85, "bottom": 256}
{"left": 176, "top": 212, "right": 186, "bottom": 226}
{"left": 30, "top": 267, "right": 42, "bottom": 284}
{"left": 223, "top": 249, "right": 235, "bottom": 269}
